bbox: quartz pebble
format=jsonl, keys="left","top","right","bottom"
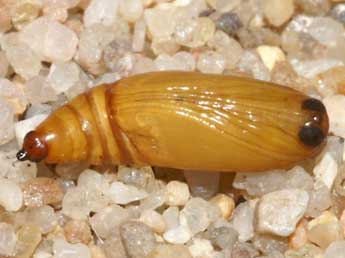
{"left": 180, "top": 197, "right": 221, "bottom": 235}
{"left": 117, "top": 166, "right": 154, "bottom": 189}
{"left": 263, "top": 0, "right": 294, "bottom": 27}
{"left": 256, "top": 189, "right": 309, "bottom": 236}
{"left": 166, "top": 181, "right": 190, "bottom": 206}
{"left": 237, "top": 50, "right": 271, "bottom": 81}
{"left": 21, "top": 177, "right": 64, "bottom": 208}
{"left": 210, "top": 194, "right": 235, "bottom": 219}
{"left": 107, "top": 181, "right": 148, "bottom": 205}
{"left": 163, "top": 225, "right": 192, "bottom": 244}
{"left": 0, "top": 222, "right": 16, "bottom": 256}
{"left": 62, "top": 187, "right": 91, "bottom": 220}
{"left": 0, "top": 51, "right": 9, "bottom": 77}
{"left": 189, "top": 238, "right": 215, "bottom": 258}
{"left": 119, "top": 0, "right": 144, "bottom": 23}
{"left": 15, "top": 224, "right": 42, "bottom": 258}
{"left": 147, "top": 244, "right": 192, "bottom": 258}
{"left": 53, "top": 238, "right": 91, "bottom": 258}
{"left": 256, "top": 45, "right": 286, "bottom": 71}
{"left": 120, "top": 221, "right": 157, "bottom": 258}
{"left": 324, "top": 240, "right": 345, "bottom": 258}
{"left": 101, "top": 231, "right": 127, "bottom": 258}
{"left": 313, "top": 152, "right": 338, "bottom": 189}
{"left": 26, "top": 205, "right": 58, "bottom": 234}
{"left": 0, "top": 177, "right": 23, "bottom": 211}
{"left": 24, "top": 76, "right": 58, "bottom": 105}
{"left": 324, "top": 95, "right": 345, "bottom": 138}
{"left": 84, "top": 0, "right": 120, "bottom": 27}
{"left": 0, "top": 99, "right": 14, "bottom": 145}
{"left": 285, "top": 243, "right": 322, "bottom": 258}
{"left": 163, "top": 207, "right": 180, "bottom": 231}
{"left": 231, "top": 242, "right": 259, "bottom": 258}
{"left": 288, "top": 219, "right": 308, "bottom": 249}
{"left": 205, "top": 221, "right": 238, "bottom": 250}
{"left": 47, "top": 62, "right": 80, "bottom": 94}
{"left": 307, "top": 211, "right": 343, "bottom": 249}
{"left": 140, "top": 209, "right": 166, "bottom": 234}
{"left": 196, "top": 51, "right": 226, "bottom": 74}
{"left": 63, "top": 220, "right": 92, "bottom": 244}
{"left": 230, "top": 200, "right": 256, "bottom": 242}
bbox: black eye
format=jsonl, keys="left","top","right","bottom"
{"left": 299, "top": 122, "right": 325, "bottom": 147}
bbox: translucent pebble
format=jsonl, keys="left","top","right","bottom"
{"left": 184, "top": 170, "right": 220, "bottom": 199}
{"left": 189, "top": 238, "right": 215, "bottom": 258}
{"left": 206, "top": 0, "right": 240, "bottom": 12}
{"left": 132, "top": 19, "right": 146, "bottom": 52}
{"left": 62, "top": 187, "right": 91, "bottom": 220}
{"left": 210, "top": 194, "right": 235, "bottom": 219}
{"left": 305, "top": 182, "right": 332, "bottom": 218}
{"left": 180, "top": 197, "right": 222, "bottom": 235}
{"left": 11, "top": 0, "right": 41, "bottom": 30}
{"left": 173, "top": 52, "right": 196, "bottom": 71}
{"left": 33, "top": 251, "right": 54, "bottom": 258}
{"left": 256, "top": 45, "right": 285, "bottom": 71}
{"left": 252, "top": 234, "right": 288, "bottom": 255}
{"left": 0, "top": 4, "right": 12, "bottom": 33}
{"left": 15, "top": 114, "right": 48, "bottom": 147}
{"left": 119, "top": 0, "right": 143, "bottom": 22}
{"left": 26, "top": 205, "right": 58, "bottom": 234}
{"left": 229, "top": 201, "right": 255, "bottom": 242}
{"left": 323, "top": 95, "right": 345, "bottom": 138}
{"left": 307, "top": 211, "right": 342, "bottom": 249}
{"left": 263, "top": 0, "right": 294, "bottom": 27}
{"left": 22, "top": 177, "right": 64, "bottom": 208}
{"left": 107, "top": 181, "right": 148, "bottom": 205}
{"left": 0, "top": 222, "right": 16, "bottom": 256}
{"left": 140, "top": 209, "right": 166, "bottom": 233}
{"left": 140, "top": 182, "right": 167, "bottom": 211}
{"left": 0, "top": 99, "right": 14, "bottom": 145}
{"left": 84, "top": 0, "right": 120, "bottom": 27}
{"left": 197, "top": 50, "right": 226, "bottom": 74}
{"left": 25, "top": 76, "right": 58, "bottom": 105}
{"left": 154, "top": 54, "right": 181, "bottom": 71}
{"left": 53, "top": 238, "right": 91, "bottom": 258}
{"left": 166, "top": 181, "right": 190, "bottom": 206}
{"left": 256, "top": 189, "right": 309, "bottom": 236}
{"left": 89, "top": 204, "right": 130, "bottom": 238}
{"left": 0, "top": 177, "right": 23, "bottom": 211}
{"left": 295, "top": 0, "right": 330, "bottom": 15}
{"left": 78, "top": 169, "right": 109, "bottom": 192}
{"left": 163, "top": 207, "right": 180, "bottom": 231}
{"left": 25, "top": 104, "right": 52, "bottom": 119}
{"left": 163, "top": 225, "right": 192, "bottom": 244}
{"left": 15, "top": 224, "right": 42, "bottom": 258}
{"left": 204, "top": 223, "right": 238, "bottom": 250}
{"left": 117, "top": 166, "right": 154, "bottom": 189}
{"left": 237, "top": 50, "right": 271, "bottom": 81}
{"left": 63, "top": 220, "right": 92, "bottom": 244}
{"left": 131, "top": 57, "right": 156, "bottom": 74}
{"left": 3, "top": 36, "right": 41, "bottom": 80}
{"left": 285, "top": 243, "right": 322, "bottom": 258}
{"left": 120, "top": 221, "right": 157, "bottom": 258}
{"left": 19, "top": 17, "right": 78, "bottom": 62}
{"left": 313, "top": 152, "right": 338, "bottom": 189}
{"left": 0, "top": 51, "right": 9, "bottom": 77}
{"left": 288, "top": 219, "right": 308, "bottom": 249}
{"left": 147, "top": 244, "right": 192, "bottom": 258}
{"left": 324, "top": 240, "right": 345, "bottom": 258}
{"left": 215, "top": 12, "right": 242, "bottom": 37}
{"left": 47, "top": 62, "right": 80, "bottom": 94}
{"left": 231, "top": 242, "right": 259, "bottom": 258}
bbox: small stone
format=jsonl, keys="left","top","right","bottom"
{"left": 323, "top": 95, "right": 345, "bottom": 139}
{"left": 205, "top": 222, "right": 238, "bottom": 250}
{"left": 173, "top": 52, "right": 196, "bottom": 71}
{"left": 19, "top": 17, "right": 78, "bottom": 62}
{"left": 0, "top": 51, "right": 9, "bottom": 77}
{"left": 84, "top": 0, "right": 120, "bottom": 27}
{"left": 53, "top": 238, "right": 91, "bottom": 258}
{"left": 132, "top": 19, "right": 146, "bottom": 52}
{"left": 163, "top": 225, "right": 192, "bottom": 244}
{"left": 231, "top": 242, "right": 259, "bottom": 258}
{"left": 117, "top": 166, "right": 154, "bottom": 189}
{"left": 0, "top": 3, "right": 12, "bottom": 33}
{"left": 89, "top": 204, "right": 130, "bottom": 239}
{"left": 101, "top": 231, "right": 127, "bottom": 258}
{"left": 62, "top": 187, "right": 91, "bottom": 220}
{"left": 63, "top": 220, "right": 92, "bottom": 244}
{"left": 237, "top": 50, "right": 271, "bottom": 81}
{"left": 25, "top": 76, "right": 58, "bottom": 105}
{"left": 189, "top": 238, "right": 215, "bottom": 258}
{"left": 0, "top": 222, "right": 16, "bottom": 256}
{"left": 288, "top": 219, "right": 308, "bottom": 249}
{"left": 140, "top": 181, "right": 167, "bottom": 211}
{"left": 166, "top": 181, "right": 190, "bottom": 206}
{"left": 147, "top": 244, "right": 192, "bottom": 258}
{"left": 120, "top": 221, "right": 157, "bottom": 258}
{"left": 21, "top": 177, "right": 64, "bottom": 208}
{"left": 15, "top": 224, "right": 42, "bottom": 258}
{"left": 140, "top": 209, "right": 166, "bottom": 234}
{"left": 307, "top": 211, "right": 343, "bottom": 249}
{"left": 256, "top": 189, "right": 309, "bottom": 236}
{"left": 0, "top": 99, "right": 14, "bottom": 145}
{"left": 306, "top": 182, "right": 332, "bottom": 218}
{"left": 11, "top": 0, "right": 41, "bottom": 30}
{"left": 252, "top": 234, "right": 288, "bottom": 256}
{"left": 210, "top": 194, "right": 235, "bottom": 219}
{"left": 206, "top": 0, "right": 240, "bottom": 12}
{"left": 285, "top": 243, "right": 322, "bottom": 258}
{"left": 180, "top": 197, "right": 221, "bottom": 235}
{"left": 324, "top": 240, "right": 345, "bottom": 258}
{"left": 131, "top": 57, "right": 156, "bottom": 74}
{"left": 47, "top": 62, "right": 80, "bottom": 94}
{"left": 0, "top": 177, "right": 23, "bottom": 211}
{"left": 229, "top": 200, "right": 256, "bottom": 241}
{"left": 15, "top": 114, "right": 48, "bottom": 147}
{"left": 26, "top": 205, "right": 58, "bottom": 234}
{"left": 163, "top": 207, "right": 180, "bottom": 231}
{"left": 263, "top": 0, "right": 294, "bottom": 27}
{"left": 331, "top": 4, "right": 345, "bottom": 25}
{"left": 215, "top": 12, "right": 242, "bottom": 37}
{"left": 197, "top": 50, "right": 225, "bottom": 74}
{"left": 256, "top": 45, "right": 286, "bottom": 71}
{"left": 119, "top": 0, "right": 143, "bottom": 23}
{"left": 107, "top": 181, "right": 148, "bottom": 205}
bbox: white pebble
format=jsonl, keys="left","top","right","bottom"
{"left": 0, "top": 177, "right": 23, "bottom": 211}
{"left": 166, "top": 181, "right": 190, "bottom": 206}
{"left": 53, "top": 238, "right": 91, "bottom": 258}
{"left": 47, "top": 62, "right": 80, "bottom": 94}
{"left": 256, "top": 45, "right": 286, "bottom": 71}
{"left": 0, "top": 222, "right": 16, "bottom": 256}
{"left": 119, "top": 0, "right": 143, "bottom": 23}
{"left": 84, "top": 0, "right": 120, "bottom": 27}
{"left": 62, "top": 187, "right": 90, "bottom": 220}
{"left": 324, "top": 95, "right": 345, "bottom": 139}
{"left": 163, "top": 225, "right": 192, "bottom": 244}
{"left": 140, "top": 209, "right": 166, "bottom": 233}
{"left": 33, "top": 251, "right": 54, "bottom": 258}
{"left": 313, "top": 152, "right": 338, "bottom": 189}
{"left": 27, "top": 205, "right": 58, "bottom": 234}
{"left": 15, "top": 114, "right": 48, "bottom": 147}
{"left": 189, "top": 238, "right": 215, "bottom": 258}
{"left": 132, "top": 20, "right": 146, "bottom": 52}
{"left": 256, "top": 189, "right": 309, "bottom": 236}
{"left": 107, "top": 181, "right": 148, "bottom": 205}
{"left": 0, "top": 99, "right": 14, "bottom": 145}
{"left": 0, "top": 51, "right": 9, "bottom": 77}
{"left": 197, "top": 51, "right": 226, "bottom": 74}
{"left": 162, "top": 207, "right": 180, "bottom": 231}
{"left": 324, "top": 240, "right": 345, "bottom": 258}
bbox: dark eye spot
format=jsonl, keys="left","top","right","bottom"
{"left": 299, "top": 122, "right": 325, "bottom": 147}
{"left": 302, "top": 98, "right": 326, "bottom": 113}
